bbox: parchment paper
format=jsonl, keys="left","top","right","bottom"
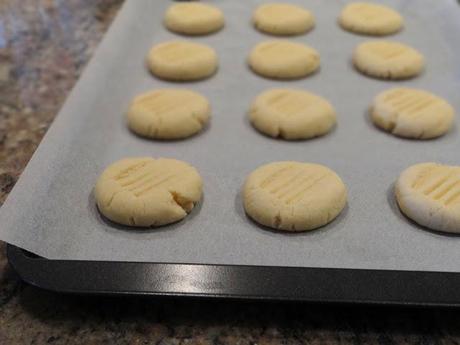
{"left": 1, "top": 0, "right": 460, "bottom": 272}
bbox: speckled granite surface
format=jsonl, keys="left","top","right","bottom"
{"left": 1, "top": 1, "right": 460, "bottom": 344}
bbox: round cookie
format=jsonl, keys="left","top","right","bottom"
{"left": 95, "top": 157, "right": 202, "bottom": 227}
{"left": 248, "top": 41, "right": 320, "bottom": 79}
{"left": 147, "top": 41, "right": 218, "bottom": 81}
{"left": 164, "top": 3, "right": 224, "bottom": 35}
{"left": 253, "top": 3, "right": 315, "bottom": 36}
{"left": 353, "top": 41, "right": 424, "bottom": 80}
{"left": 372, "top": 88, "right": 455, "bottom": 139}
{"left": 339, "top": 2, "right": 403, "bottom": 36}
{"left": 249, "top": 88, "right": 336, "bottom": 140}
{"left": 243, "top": 161, "right": 347, "bottom": 231}
{"left": 127, "top": 89, "right": 211, "bottom": 140}
{"left": 396, "top": 163, "right": 460, "bottom": 233}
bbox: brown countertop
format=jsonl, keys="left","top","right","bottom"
{"left": 0, "top": 1, "right": 460, "bottom": 343}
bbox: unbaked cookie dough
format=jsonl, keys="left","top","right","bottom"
{"left": 127, "top": 89, "right": 211, "bottom": 140}
{"left": 164, "top": 2, "right": 224, "bottom": 35}
{"left": 372, "top": 88, "right": 455, "bottom": 139}
{"left": 243, "top": 161, "right": 347, "bottom": 231}
{"left": 95, "top": 157, "right": 203, "bottom": 227}
{"left": 396, "top": 163, "right": 460, "bottom": 233}
{"left": 353, "top": 41, "right": 424, "bottom": 80}
{"left": 147, "top": 41, "right": 218, "bottom": 81}
{"left": 339, "top": 2, "right": 403, "bottom": 36}
{"left": 253, "top": 3, "right": 315, "bottom": 35}
{"left": 249, "top": 41, "right": 320, "bottom": 79}
{"left": 249, "top": 88, "right": 336, "bottom": 140}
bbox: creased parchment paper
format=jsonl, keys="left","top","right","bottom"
{"left": 1, "top": 0, "right": 460, "bottom": 272}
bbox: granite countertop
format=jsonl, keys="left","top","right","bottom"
{"left": 0, "top": 1, "right": 460, "bottom": 343}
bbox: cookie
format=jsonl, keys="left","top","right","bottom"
{"left": 164, "top": 2, "right": 224, "bottom": 35}
{"left": 249, "top": 41, "right": 320, "bottom": 79}
{"left": 95, "top": 157, "right": 202, "bottom": 227}
{"left": 249, "top": 88, "right": 336, "bottom": 140}
{"left": 353, "top": 41, "right": 424, "bottom": 80}
{"left": 147, "top": 41, "right": 218, "bottom": 81}
{"left": 339, "top": 2, "right": 403, "bottom": 36}
{"left": 243, "top": 161, "right": 347, "bottom": 231}
{"left": 253, "top": 3, "right": 315, "bottom": 36}
{"left": 372, "top": 88, "right": 455, "bottom": 139}
{"left": 127, "top": 89, "right": 211, "bottom": 140}
{"left": 396, "top": 163, "right": 460, "bottom": 233}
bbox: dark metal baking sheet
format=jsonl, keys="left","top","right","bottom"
{"left": 2, "top": 0, "right": 460, "bottom": 304}
{"left": 9, "top": 245, "right": 460, "bottom": 306}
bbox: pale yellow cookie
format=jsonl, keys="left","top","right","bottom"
{"left": 249, "top": 89, "right": 336, "bottom": 140}
{"left": 253, "top": 3, "right": 315, "bottom": 35}
{"left": 249, "top": 41, "right": 320, "bottom": 79}
{"left": 243, "top": 162, "right": 347, "bottom": 231}
{"left": 339, "top": 2, "right": 403, "bottom": 36}
{"left": 127, "top": 89, "right": 211, "bottom": 140}
{"left": 147, "top": 41, "right": 218, "bottom": 81}
{"left": 95, "top": 158, "right": 202, "bottom": 227}
{"left": 372, "top": 88, "right": 455, "bottom": 139}
{"left": 396, "top": 163, "right": 460, "bottom": 233}
{"left": 164, "top": 3, "right": 224, "bottom": 35}
{"left": 353, "top": 41, "right": 424, "bottom": 80}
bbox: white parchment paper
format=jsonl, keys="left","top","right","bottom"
{"left": 1, "top": 0, "right": 460, "bottom": 272}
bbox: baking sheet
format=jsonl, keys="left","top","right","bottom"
{"left": 1, "top": 0, "right": 460, "bottom": 272}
